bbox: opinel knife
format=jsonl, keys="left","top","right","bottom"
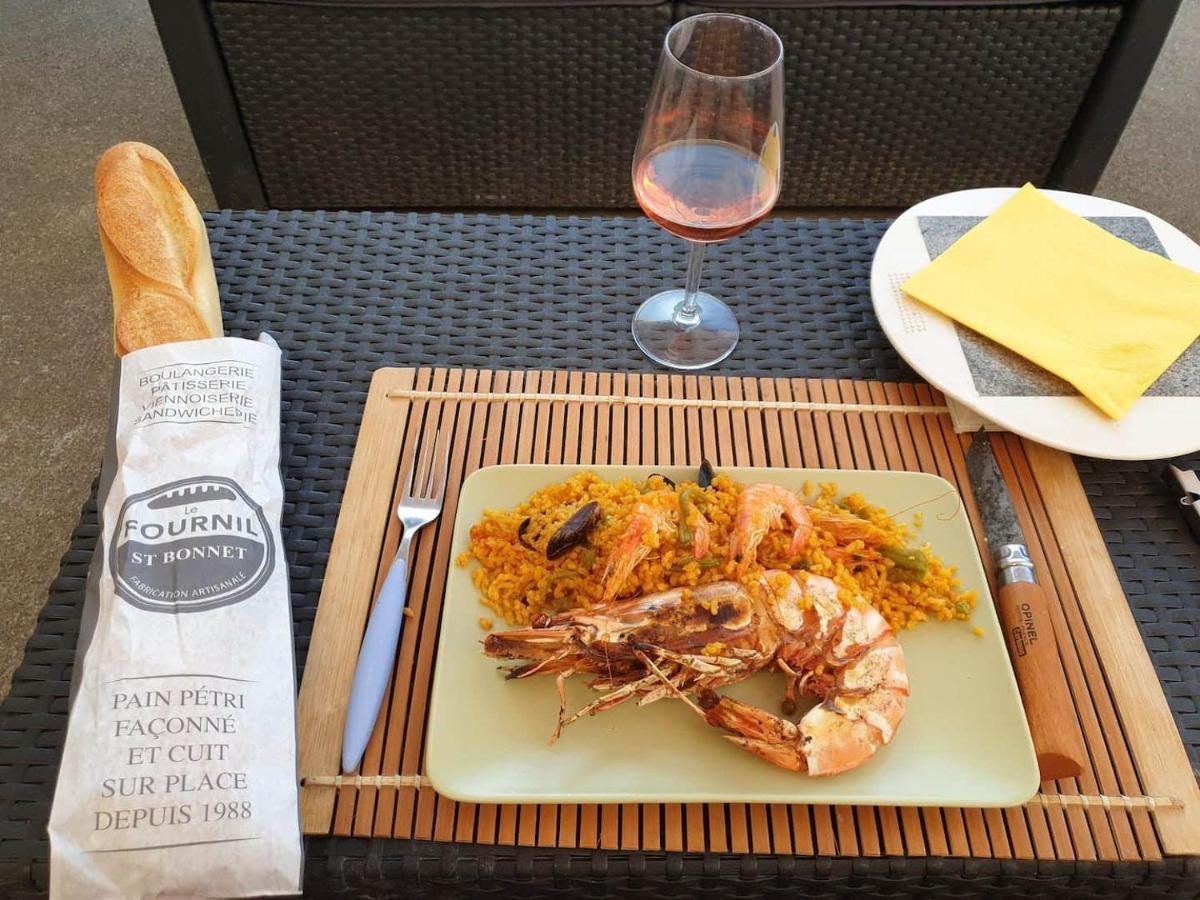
{"left": 965, "top": 430, "right": 1086, "bottom": 782}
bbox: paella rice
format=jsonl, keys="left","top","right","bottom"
{"left": 457, "top": 469, "right": 977, "bottom": 632}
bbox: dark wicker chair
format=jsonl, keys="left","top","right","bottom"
{"left": 151, "top": 0, "right": 1182, "bottom": 209}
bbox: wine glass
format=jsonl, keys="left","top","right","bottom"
{"left": 631, "top": 13, "right": 784, "bottom": 370}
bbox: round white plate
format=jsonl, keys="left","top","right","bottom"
{"left": 870, "top": 187, "right": 1200, "bottom": 460}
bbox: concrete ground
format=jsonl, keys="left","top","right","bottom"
{"left": 1095, "top": 2, "right": 1200, "bottom": 237}
{"left": 0, "top": 0, "right": 214, "bottom": 698}
{"left": 0, "top": 0, "right": 1197, "bottom": 700}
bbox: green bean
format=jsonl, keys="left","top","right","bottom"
{"left": 677, "top": 490, "right": 695, "bottom": 546}
{"left": 881, "top": 546, "right": 928, "bottom": 583}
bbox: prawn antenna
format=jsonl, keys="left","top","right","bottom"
{"left": 635, "top": 649, "right": 704, "bottom": 717}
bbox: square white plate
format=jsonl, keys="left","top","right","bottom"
{"left": 427, "top": 465, "right": 1038, "bottom": 807}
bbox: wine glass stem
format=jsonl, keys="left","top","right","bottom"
{"left": 674, "top": 240, "right": 707, "bottom": 329}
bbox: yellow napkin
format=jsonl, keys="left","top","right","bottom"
{"left": 902, "top": 184, "right": 1200, "bottom": 419}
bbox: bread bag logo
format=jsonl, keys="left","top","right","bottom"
{"left": 111, "top": 476, "right": 274, "bottom": 613}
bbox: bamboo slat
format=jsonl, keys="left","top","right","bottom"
{"left": 296, "top": 367, "right": 1195, "bottom": 864}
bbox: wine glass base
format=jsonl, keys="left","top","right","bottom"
{"left": 631, "top": 290, "right": 739, "bottom": 370}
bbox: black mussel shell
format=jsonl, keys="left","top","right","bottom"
{"left": 698, "top": 458, "right": 716, "bottom": 489}
{"left": 517, "top": 517, "right": 536, "bottom": 551}
{"left": 546, "top": 501, "right": 602, "bottom": 559}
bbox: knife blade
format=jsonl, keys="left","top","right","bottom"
{"left": 965, "top": 430, "right": 1086, "bottom": 782}
{"left": 965, "top": 434, "right": 1025, "bottom": 548}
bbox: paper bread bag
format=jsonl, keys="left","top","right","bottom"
{"left": 48, "top": 144, "right": 303, "bottom": 898}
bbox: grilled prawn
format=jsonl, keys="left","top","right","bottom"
{"left": 483, "top": 571, "right": 908, "bottom": 775}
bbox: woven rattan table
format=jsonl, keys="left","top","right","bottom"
{"left": 2, "top": 213, "right": 1198, "bottom": 896}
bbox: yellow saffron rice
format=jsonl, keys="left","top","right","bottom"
{"left": 457, "top": 472, "right": 977, "bottom": 632}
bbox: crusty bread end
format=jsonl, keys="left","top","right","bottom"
{"left": 95, "top": 142, "right": 222, "bottom": 355}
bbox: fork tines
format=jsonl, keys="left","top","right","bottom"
{"left": 406, "top": 424, "right": 450, "bottom": 502}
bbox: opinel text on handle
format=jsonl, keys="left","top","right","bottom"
{"left": 998, "top": 581, "right": 1086, "bottom": 781}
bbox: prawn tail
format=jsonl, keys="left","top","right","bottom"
{"left": 724, "top": 735, "right": 807, "bottom": 773}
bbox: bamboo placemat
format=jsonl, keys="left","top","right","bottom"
{"left": 296, "top": 367, "right": 1200, "bottom": 860}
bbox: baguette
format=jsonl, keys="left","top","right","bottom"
{"left": 95, "top": 142, "right": 222, "bottom": 355}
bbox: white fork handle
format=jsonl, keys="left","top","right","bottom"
{"left": 342, "top": 537, "right": 412, "bottom": 773}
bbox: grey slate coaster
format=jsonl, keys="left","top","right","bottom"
{"left": 915, "top": 216, "right": 1200, "bottom": 399}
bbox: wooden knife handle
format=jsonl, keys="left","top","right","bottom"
{"left": 996, "top": 580, "right": 1087, "bottom": 781}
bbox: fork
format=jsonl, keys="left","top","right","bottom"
{"left": 342, "top": 426, "right": 449, "bottom": 773}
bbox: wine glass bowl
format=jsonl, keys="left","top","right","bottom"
{"left": 634, "top": 138, "right": 780, "bottom": 243}
{"left": 631, "top": 14, "right": 784, "bottom": 369}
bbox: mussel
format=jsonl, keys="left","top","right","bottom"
{"left": 698, "top": 459, "right": 716, "bottom": 489}
{"left": 546, "top": 501, "right": 602, "bottom": 560}
{"left": 517, "top": 518, "right": 537, "bottom": 551}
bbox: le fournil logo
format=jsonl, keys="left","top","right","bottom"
{"left": 111, "top": 476, "right": 275, "bottom": 613}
